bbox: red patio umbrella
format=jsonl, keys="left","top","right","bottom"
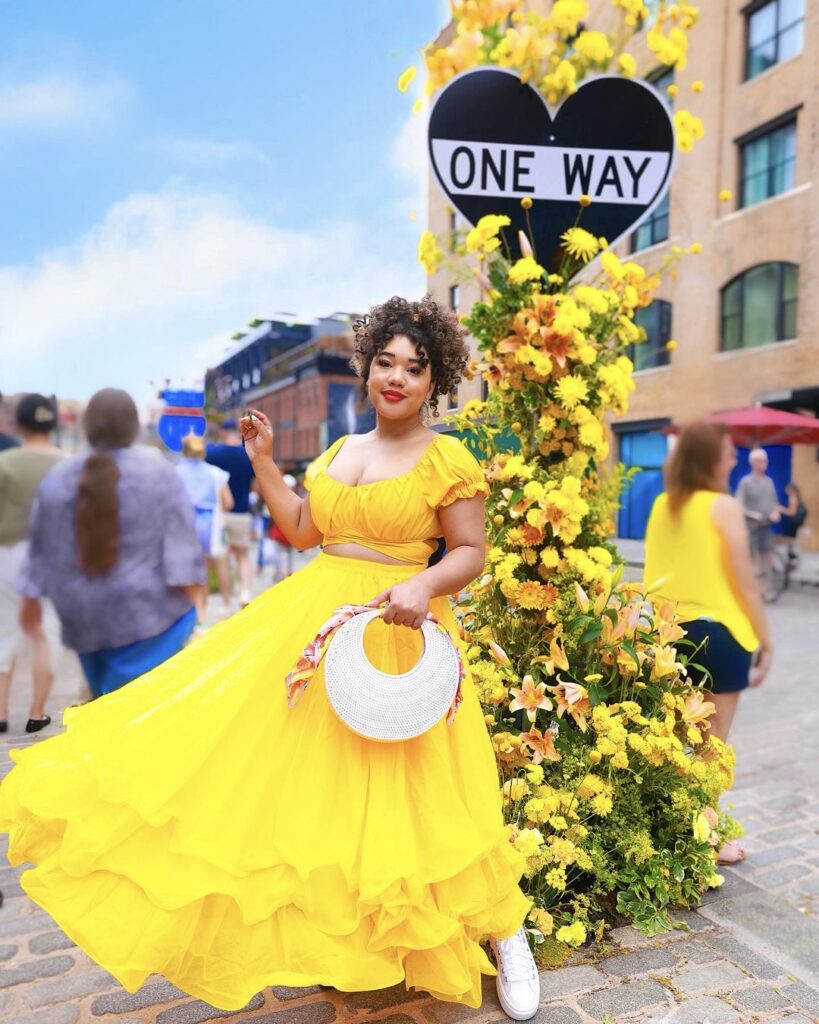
{"left": 703, "top": 406, "right": 819, "bottom": 447}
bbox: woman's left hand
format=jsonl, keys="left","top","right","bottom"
{"left": 368, "top": 578, "right": 433, "bottom": 630}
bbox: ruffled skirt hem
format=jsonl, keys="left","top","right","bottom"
{"left": 1, "top": 553, "right": 529, "bottom": 1010}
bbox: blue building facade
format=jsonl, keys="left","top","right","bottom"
{"left": 205, "top": 319, "right": 312, "bottom": 414}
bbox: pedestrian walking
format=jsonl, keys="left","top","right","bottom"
{"left": 778, "top": 480, "right": 807, "bottom": 564}
{"left": 176, "top": 431, "right": 234, "bottom": 625}
{"left": 16, "top": 388, "right": 205, "bottom": 699}
{"left": 268, "top": 473, "right": 298, "bottom": 581}
{"left": 0, "top": 394, "right": 64, "bottom": 733}
{"left": 644, "top": 421, "right": 773, "bottom": 864}
{"left": 0, "top": 298, "right": 538, "bottom": 1021}
{"left": 736, "top": 448, "right": 781, "bottom": 594}
{"left": 206, "top": 417, "right": 255, "bottom": 607}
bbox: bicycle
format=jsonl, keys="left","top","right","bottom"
{"left": 762, "top": 540, "right": 797, "bottom": 603}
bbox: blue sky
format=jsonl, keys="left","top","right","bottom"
{"left": 1, "top": 1, "right": 444, "bottom": 404}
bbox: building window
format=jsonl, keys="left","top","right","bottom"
{"left": 481, "top": 378, "right": 489, "bottom": 401}
{"left": 639, "top": 0, "right": 662, "bottom": 29}
{"left": 739, "top": 117, "right": 796, "bottom": 207}
{"left": 630, "top": 300, "right": 672, "bottom": 371}
{"left": 449, "top": 284, "right": 460, "bottom": 312}
{"left": 448, "top": 390, "right": 458, "bottom": 411}
{"left": 631, "top": 68, "right": 672, "bottom": 253}
{"left": 745, "top": 0, "right": 804, "bottom": 80}
{"left": 632, "top": 193, "right": 670, "bottom": 253}
{"left": 449, "top": 208, "right": 458, "bottom": 251}
{"left": 721, "top": 262, "right": 798, "bottom": 350}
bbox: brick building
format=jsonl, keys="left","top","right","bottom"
{"left": 205, "top": 319, "right": 313, "bottom": 415}
{"left": 425, "top": 0, "right": 818, "bottom": 546}
{"left": 244, "top": 316, "right": 373, "bottom": 473}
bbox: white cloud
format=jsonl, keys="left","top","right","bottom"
{"left": 0, "top": 189, "right": 424, "bottom": 404}
{"left": 151, "top": 136, "right": 271, "bottom": 168}
{"left": 0, "top": 74, "right": 132, "bottom": 128}
{"left": 390, "top": 104, "right": 430, "bottom": 219}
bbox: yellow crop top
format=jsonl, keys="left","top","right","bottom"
{"left": 304, "top": 433, "right": 489, "bottom": 565}
{"left": 644, "top": 490, "right": 759, "bottom": 652}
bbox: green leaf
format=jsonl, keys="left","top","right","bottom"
{"left": 579, "top": 621, "right": 604, "bottom": 644}
{"left": 567, "top": 614, "right": 594, "bottom": 632}
{"left": 619, "top": 641, "right": 640, "bottom": 670}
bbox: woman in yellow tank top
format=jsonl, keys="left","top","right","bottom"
{"left": 644, "top": 421, "right": 773, "bottom": 863}
{"left": 0, "top": 297, "right": 538, "bottom": 1020}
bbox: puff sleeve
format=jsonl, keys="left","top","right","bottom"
{"left": 419, "top": 434, "right": 489, "bottom": 509}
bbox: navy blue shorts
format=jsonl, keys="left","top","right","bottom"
{"left": 682, "top": 619, "right": 753, "bottom": 694}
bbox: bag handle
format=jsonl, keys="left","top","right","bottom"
{"left": 284, "top": 602, "right": 465, "bottom": 724}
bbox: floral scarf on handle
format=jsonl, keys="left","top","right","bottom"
{"left": 284, "top": 602, "right": 466, "bottom": 725}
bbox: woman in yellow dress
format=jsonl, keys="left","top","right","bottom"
{"left": 0, "top": 297, "right": 540, "bottom": 1019}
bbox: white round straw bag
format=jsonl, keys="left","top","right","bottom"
{"left": 324, "top": 608, "right": 460, "bottom": 742}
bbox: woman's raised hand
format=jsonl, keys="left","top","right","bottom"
{"left": 239, "top": 409, "right": 274, "bottom": 462}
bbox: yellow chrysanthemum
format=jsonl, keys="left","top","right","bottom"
{"left": 502, "top": 778, "right": 529, "bottom": 802}
{"left": 556, "top": 921, "right": 587, "bottom": 947}
{"left": 418, "top": 231, "right": 443, "bottom": 274}
{"left": 513, "top": 827, "right": 544, "bottom": 858}
{"left": 574, "top": 30, "right": 613, "bottom": 63}
{"left": 451, "top": 0, "right": 523, "bottom": 33}
{"left": 529, "top": 908, "right": 554, "bottom": 936}
{"left": 555, "top": 374, "right": 589, "bottom": 410}
{"left": 466, "top": 214, "right": 511, "bottom": 255}
{"left": 561, "top": 227, "right": 600, "bottom": 262}
{"left": 674, "top": 109, "right": 705, "bottom": 153}
{"left": 548, "top": 0, "right": 588, "bottom": 36}
{"left": 541, "top": 59, "right": 577, "bottom": 104}
{"left": 540, "top": 548, "right": 560, "bottom": 569}
{"left": 509, "top": 256, "right": 545, "bottom": 284}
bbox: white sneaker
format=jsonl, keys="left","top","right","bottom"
{"left": 490, "top": 926, "right": 540, "bottom": 1021}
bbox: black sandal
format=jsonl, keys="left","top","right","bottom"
{"left": 25, "top": 716, "right": 51, "bottom": 734}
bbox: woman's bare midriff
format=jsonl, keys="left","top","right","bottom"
{"left": 323, "top": 543, "right": 418, "bottom": 566}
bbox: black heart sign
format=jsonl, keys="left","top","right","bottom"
{"left": 428, "top": 68, "right": 675, "bottom": 269}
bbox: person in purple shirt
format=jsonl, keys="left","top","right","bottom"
{"left": 206, "top": 418, "right": 255, "bottom": 607}
{"left": 18, "top": 389, "right": 205, "bottom": 699}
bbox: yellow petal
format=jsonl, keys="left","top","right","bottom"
{"left": 398, "top": 66, "right": 417, "bottom": 93}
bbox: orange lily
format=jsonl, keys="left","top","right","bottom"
{"left": 521, "top": 726, "right": 561, "bottom": 764}
{"left": 682, "top": 691, "right": 716, "bottom": 725}
{"left": 547, "top": 681, "right": 591, "bottom": 732}
{"left": 510, "top": 675, "right": 554, "bottom": 723}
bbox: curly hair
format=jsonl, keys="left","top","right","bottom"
{"left": 351, "top": 295, "right": 470, "bottom": 416}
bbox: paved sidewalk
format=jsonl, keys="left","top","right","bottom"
{"left": 0, "top": 578, "right": 817, "bottom": 1023}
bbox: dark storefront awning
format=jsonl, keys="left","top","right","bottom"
{"left": 756, "top": 385, "right": 819, "bottom": 418}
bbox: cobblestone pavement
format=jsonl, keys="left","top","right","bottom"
{"left": 0, "top": 578, "right": 817, "bottom": 1024}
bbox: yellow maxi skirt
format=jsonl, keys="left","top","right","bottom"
{"left": 0, "top": 553, "right": 529, "bottom": 1010}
